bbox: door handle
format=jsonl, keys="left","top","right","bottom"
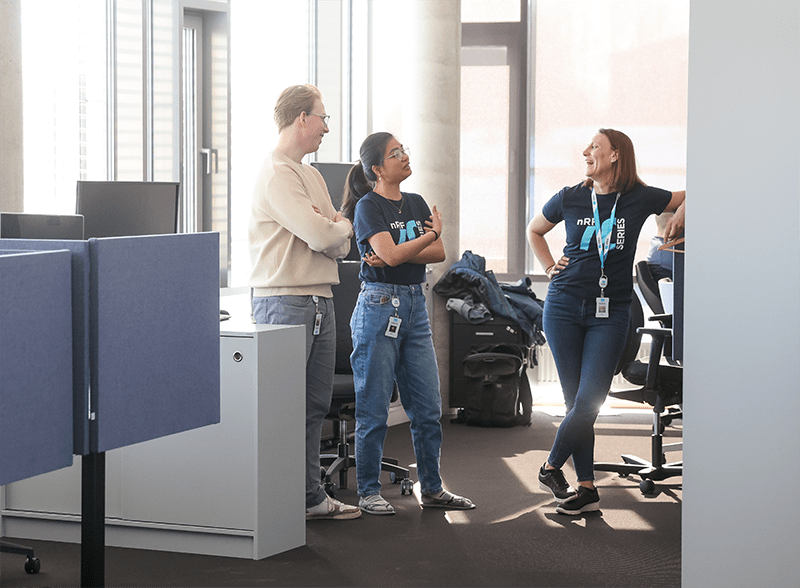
{"left": 200, "top": 148, "right": 218, "bottom": 174}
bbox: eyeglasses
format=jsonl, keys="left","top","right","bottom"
{"left": 385, "top": 146, "right": 410, "bottom": 162}
{"left": 310, "top": 112, "right": 330, "bottom": 127}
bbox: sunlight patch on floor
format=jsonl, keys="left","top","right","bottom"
{"left": 489, "top": 498, "right": 554, "bottom": 524}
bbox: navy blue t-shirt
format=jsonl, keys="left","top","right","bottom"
{"left": 542, "top": 182, "right": 672, "bottom": 303}
{"left": 353, "top": 191, "right": 432, "bottom": 284}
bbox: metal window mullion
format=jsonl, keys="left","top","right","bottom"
{"left": 308, "top": 0, "right": 318, "bottom": 163}
{"left": 309, "top": 0, "right": 318, "bottom": 89}
{"left": 366, "top": 0, "right": 372, "bottom": 136}
{"left": 107, "top": 0, "right": 117, "bottom": 181}
{"left": 181, "top": 25, "right": 197, "bottom": 233}
{"left": 342, "top": 0, "right": 352, "bottom": 159}
{"left": 143, "top": 0, "right": 154, "bottom": 181}
{"left": 525, "top": 0, "right": 536, "bottom": 274}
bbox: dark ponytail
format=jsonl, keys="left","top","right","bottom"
{"left": 340, "top": 131, "right": 394, "bottom": 221}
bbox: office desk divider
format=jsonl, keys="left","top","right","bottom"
{"left": 1, "top": 239, "right": 92, "bottom": 454}
{"left": 0, "top": 233, "right": 221, "bottom": 453}
{"left": 88, "top": 234, "right": 220, "bottom": 452}
{"left": 0, "top": 233, "right": 221, "bottom": 586}
{"left": 0, "top": 249, "right": 74, "bottom": 486}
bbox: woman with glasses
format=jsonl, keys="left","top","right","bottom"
{"left": 340, "top": 132, "right": 475, "bottom": 515}
{"left": 527, "top": 128, "right": 685, "bottom": 515}
{"left": 249, "top": 84, "right": 361, "bottom": 520}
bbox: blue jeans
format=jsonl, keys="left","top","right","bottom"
{"left": 350, "top": 282, "right": 443, "bottom": 497}
{"left": 543, "top": 289, "right": 631, "bottom": 481}
{"left": 252, "top": 295, "right": 335, "bottom": 509}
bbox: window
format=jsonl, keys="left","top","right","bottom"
{"left": 462, "top": 0, "right": 521, "bottom": 23}
{"left": 529, "top": 0, "right": 689, "bottom": 274}
{"left": 460, "top": 2, "right": 527, "bottom": 275}
{"left": 21, "top": 1, "right": 689, "bottom": 289}
{"left": 22, "top": 0, "right": 180, "bottom": 209}
{"left": 229, "top": 0, "right": 309, "bottom": 287}
{"left": 22, "top": 0, "right": 107, "bottom": 214}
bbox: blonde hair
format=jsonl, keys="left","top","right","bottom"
{"left": 274, "top": 84, "right": 322, "bottom": 132}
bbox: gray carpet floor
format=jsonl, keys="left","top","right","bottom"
{"left": 1, "top": 409, "right": 681, "bottom": 588}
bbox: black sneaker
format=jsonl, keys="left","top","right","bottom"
{"left": 538, "top": 464, "right": 577, "bottom": 503}
{"left": 555, "top": 486, "right": 600, "bottom": 515}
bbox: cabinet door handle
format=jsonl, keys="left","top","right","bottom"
{"left": 475, "top": 332, "right": 494, "bottom": 336}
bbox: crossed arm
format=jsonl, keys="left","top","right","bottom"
{"left": 363, "top": 205, "right": 445, "bottom": 268}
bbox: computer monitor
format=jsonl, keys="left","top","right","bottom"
{"left": 310, "top": 162, "right": 359, "bottom": 260}
{"left": 76, "top": 181, "right": 180, "bottom": 239}
{"left": 0, "top": 212, "right": 85, "bottom": 240}
{"left": 310, "top": 162, "right": 354, "bottom": 210}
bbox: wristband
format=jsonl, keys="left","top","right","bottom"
{"left": 431, "top": 229, "right": 439, "bottom": 241}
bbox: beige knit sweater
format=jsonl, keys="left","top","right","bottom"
{"left": 248, "top": 151, "right": 354, "bottom": 297}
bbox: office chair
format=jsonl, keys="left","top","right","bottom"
{"left": 0, "top": 541, "right": 41, "bottom": 574}
{"left": 636, "top": 259, "right": 676, "bottom": 362}
{"left": 320, "top": 260, "right": 413, "bottom": 497}
{"left": 636, "top": 260, "right": 665, "bottom": 316}
{"left": 595, "top": 294, "right": 682, "bottom": 495}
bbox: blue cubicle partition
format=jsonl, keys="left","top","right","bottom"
{"left": 0, "top": 239, "right": 94, "bottom": 454}
{"left": 89, "top": 233, "right": 220, "bottom": 452}
{"left": 0, "top": 249, "right": 74, "bottom": 486}
{"left": 0, "top": 233, "right": 221, "bottom": 456}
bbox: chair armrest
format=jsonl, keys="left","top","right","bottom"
{"left": 648, "top": 313, "right": 673, "bottom": 328}
{"left": 637, "top": 326, "right": 672, "bottom": 338}
{"left": 637, "top": 325, "right": 678, "bottom": 410}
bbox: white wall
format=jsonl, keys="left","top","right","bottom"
{"left": 683, "top": 2, "right": 800, "bottom": 587}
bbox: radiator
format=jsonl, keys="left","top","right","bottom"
{"left": 534, "top": 340, "right": 650, "bottom": 387}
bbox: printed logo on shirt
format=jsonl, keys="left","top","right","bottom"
{"left": 395, "top": 220, "right": 421, "bottom": 244}
{"left": 579, "top": 218, "right": 626, "bottom": 251}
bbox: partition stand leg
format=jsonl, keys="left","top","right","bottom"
{"left": 81, "top": 451, "right": 105, "bottom": 588}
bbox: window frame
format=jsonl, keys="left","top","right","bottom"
{"left": 461, "top": 5, "right": 530, "bottom": 280}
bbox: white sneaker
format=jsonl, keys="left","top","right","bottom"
{"left": 306, "top": 494, "right": 361, "bottom": 520}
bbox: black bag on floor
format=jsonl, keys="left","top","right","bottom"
{"left": 457, "top": 343, "right": 532, "bottom": 427}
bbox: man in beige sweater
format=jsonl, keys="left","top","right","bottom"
{"left": 249, "top": 84, "right": 360, "bottom": 519}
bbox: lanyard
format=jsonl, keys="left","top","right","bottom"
{"left": 591, "top": 187, "right": 621, "bottom": 274}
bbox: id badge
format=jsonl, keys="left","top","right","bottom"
{"left": 313, "top": 312, "right": 323, "bottom": 335}
{"left": 385, "top": 315, "right": 402, "bottom": 338}
{"left": 596, "top": 297, "right": 609, "bottom": 318}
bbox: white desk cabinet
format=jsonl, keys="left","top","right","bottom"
{"left": 1, "top": 322, "right": 305, "bottom": 560}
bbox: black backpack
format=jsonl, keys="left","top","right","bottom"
{"left": 457, "top": 343, "right": 532, "bottom": 427}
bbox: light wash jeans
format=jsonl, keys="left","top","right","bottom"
{"left": 252, "top": 295, "right": 335, "bottom": 509}
{"left": 350, "top": 282, "right": 443, "bottom": 497}
{"left": 543, "top": 289, "right": 630, "bottom": 481}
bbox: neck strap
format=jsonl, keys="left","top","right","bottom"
{"left": 591, "top": 188, "right": 621, "bottom": 272}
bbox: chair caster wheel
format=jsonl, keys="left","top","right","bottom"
{"left": 390, "top": 472, "right": 397, "bottom": 483}
{"left": 324, "top": 482, "right": 338, "bottom": 498}
{"left": 400, "top": 479, "right": 413, "bottom": 495}
{"left": 25, "top": 557, "right": 40, "bottom": 574}
{"left": 639, "top": 479, "right": 655, "bottom": 495}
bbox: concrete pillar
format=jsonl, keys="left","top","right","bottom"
{"left": 0, "top": 0, "right": 24, "bottom": 212}
{"left": 403, "top": 0, "right": 460, "bottom": 409}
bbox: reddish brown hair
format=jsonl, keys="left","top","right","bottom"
{"left": 583, "top": 128, "right": 645, "bottom": 194}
